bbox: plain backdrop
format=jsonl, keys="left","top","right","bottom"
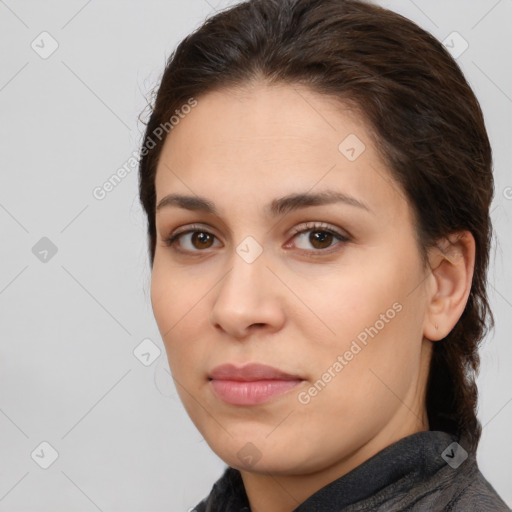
{"left": 0, "top": 0, "right": 511, "bottom": 510}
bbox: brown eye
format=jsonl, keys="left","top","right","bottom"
{"left": 163, "top": 222, "right": 350, "bottom": 255}
{"left": 290, "top": 222, "right": 350, "bottom": 253}
{"left": 163, "top": 226, "right": 221, "bottom": 252}
{"left": 190, "top": 231, "right": 215, "bottom": 249}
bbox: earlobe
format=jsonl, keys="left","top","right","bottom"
{"left": 423, "top": 231, "right": 475, "bottom": 342}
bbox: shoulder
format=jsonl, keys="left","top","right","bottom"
{"left": 362, "top": 445, "right": 511, "bottom": 512}
{"left": 403, "top": 453, "right": 511, "bottom": 512}
{"left": 442, "top": 466, "right": 511, "bottom": 511}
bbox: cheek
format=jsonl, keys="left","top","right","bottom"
{"left": 313, "top": 271, "right": 392, "bottom": 346}
{"left": 150, "top": 262, "right": 190, "bottom": 356}
{"left": 304, "top": 311, "right": 419, "bottom": 442}
{"left": 150, "top": 261, "right": 209, "bottom": 381}
{"left": 150, "top": 255, "right": 194, "bottom": 329}
{"left": 324, "top": 292, "right": 423, "bottom": 411}
{"left": 150, "top": 264, "right": 173, "bottom": 333}
{"left": 311, "top": 255, "right": 423, "bottom": 383}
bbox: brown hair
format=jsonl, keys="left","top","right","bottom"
{"left": 138, "top": 0, "right": 495, "bottom": 451}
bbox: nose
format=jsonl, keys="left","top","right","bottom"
{"left": 209, "top": 244, "right": 286, "bottom": 340}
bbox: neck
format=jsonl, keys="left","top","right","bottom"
{"left": 240, "top": 404, "right": 430, "bottom": 512}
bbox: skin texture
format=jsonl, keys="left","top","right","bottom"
{"left": 150, "top": 82, "right": 475, "bottom": 512}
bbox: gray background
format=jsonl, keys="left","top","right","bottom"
{"left": 0, "top": 0, "right": 511, "bottom": 510}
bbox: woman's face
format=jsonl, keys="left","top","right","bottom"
{"left": 151, "top": 82, "right": 434, "bottom": 475}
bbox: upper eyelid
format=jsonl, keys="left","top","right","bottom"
{"left": 167, "top": 222, "right": 349, "bottom": 248}
{"left": 169, "top": 221, "right": 345, "bottom": 238}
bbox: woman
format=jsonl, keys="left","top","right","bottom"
{"left": 138, "top": 0, "right": 510, "bottom": 510}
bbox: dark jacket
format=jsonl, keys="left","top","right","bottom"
{"left": 192, "top": 430, "right": 510, "bottom": 511}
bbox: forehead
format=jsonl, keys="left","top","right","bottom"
{"left": 159, "top": 82, "right": 367, "bottom": 164}
{"left": 154, "top": 82, "right": 410, "bottom": 223}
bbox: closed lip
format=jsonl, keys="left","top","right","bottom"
{"left": 208, "top": 363, "right": 303, "bottom": 382}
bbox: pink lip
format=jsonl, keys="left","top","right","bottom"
{"left": 209, "top": 362, "right": 302, "bottom": 381}
{"left": 208, "top": 363, "right": 304, "bottom": 405}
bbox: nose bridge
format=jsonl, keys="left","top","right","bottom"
{"left": 220, "top": 233, "right": 268, "bottom": 302}
{"left": 209, "top": 233, "right": 285, "bottom": 335}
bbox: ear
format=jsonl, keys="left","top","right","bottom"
{"left": 423, "top": 231, "right": 475, "bottom": 342}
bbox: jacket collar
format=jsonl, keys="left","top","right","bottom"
{"left": 196, "top": 430, "right": 466, "bottom": 511}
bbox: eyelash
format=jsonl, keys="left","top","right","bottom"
{"left": 162, "top": 222, "right": 350, "bottom": 256}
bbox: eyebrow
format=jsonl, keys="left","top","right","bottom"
{"left": 156, "top": 190, "right": 372, "bottom": 217}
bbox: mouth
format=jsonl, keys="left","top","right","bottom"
{"left": 208, "top": 362, "right": 303, "bottom": 381}
{"left": 208, "top": 362, "right": 305, "bottom": 406}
